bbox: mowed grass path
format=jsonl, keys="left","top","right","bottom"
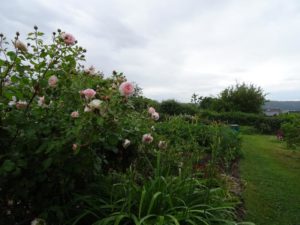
{"left": 240, "top": 135, "right": 300, "bottom": 225}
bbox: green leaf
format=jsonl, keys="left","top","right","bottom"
{"left": 43, "top": 158, "right": 53, "bottom": 170}
{"left": 7, "top": 51, "right": 17, "bottom": 61}
{"left": 1, "top": 160, "right": 15, "bottom": 172}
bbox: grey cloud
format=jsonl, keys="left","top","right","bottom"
{"left": 1, "top": 0, "right": 300, "bottom": 101}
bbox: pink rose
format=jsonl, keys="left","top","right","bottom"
{"left": 48, "top": 75, "right": 58, "bottom": 88}
{"left": 151, "top": 112, "right": 159, "bottom": 121}
{"left": 71, "top": 111, "right": 79, "bottom": 118}
{"left": 82, "top": 88, "right": 96, "bottom": 99}
{"left": 148, "top": 107, "right": 156, "bottom": 114}
{"left": 61, "top": 32, "right": 76, "bottom": 45}
{"left": 142, "top": 134, "right": 153, "bottom": 144}
{"left": 119, "top": 81, "right": 134, "bottom": 97}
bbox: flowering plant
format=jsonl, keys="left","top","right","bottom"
{"left": 0, "top": 27, "right": 161, "bottom": 223}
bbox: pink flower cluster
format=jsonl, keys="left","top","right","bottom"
{"left": 148, "top": 107, "right": 159, "bottom": 121}
{"left": 61, "top": 32, "right": 76, "bottom": 45}
{"left": 81, "top": 88, "right": 96, "bottom": 99}
{"left": 119, "top": 81, "right": 134, "bottom": 97}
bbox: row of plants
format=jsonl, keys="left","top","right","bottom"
{"left": 281, "top": 114, "right": 300, "bottom": 148}
{"left": 0, "top": 28, "right": 252, "bottom": 224}
{"left": 199, "top": 111, "right": 283, "bottom": 134}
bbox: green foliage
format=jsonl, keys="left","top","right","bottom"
{"left": 131, "top": 96, "right": 160, "bottom": 113}
{"left": 200, "top": 111, "right": 283, "bottom": 134}
{"left": 155, "top": 116, "right": 242, "bottom": 170}
{"left": 281, "top": 115, "right": 300, "bottom": 148}
{"left": 219, "top": 83, "right": 266, "bottom": 113}
{"left": 159, "top": 99, "right": 198, "bottom": 116}
{"left": 71, "top": 152, "right": 248, "bottom": 225}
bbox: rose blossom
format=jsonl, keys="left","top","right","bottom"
{"left": 16, "top": 100, "right": 28, "bottom": 109}
{"left": 158, "top": 141, "right": 167, "bottom": 150}
{"left": 84, "top": 106, "right": 92, "bottom": 112}
{"left": 148, "top": 107, "right": 156, "bottom": 114}
{"left": 84, "top": 66, "right": 96, "bottom": 75}
{"left": 37, "top": 96, "right": 45, "bottom": 107}
{"left": 142, "top": 134, "right": 153, "bottom": 144}
{"left": 122, "top": 139, "right": 131, "bottom": 149}
{"left": 48, "top": 75, "right": 58, "bottom": 88}
{"left": 71, "top": 111, "right": 79, "bottom": 118}
{"left": 72, "top": 144, "right": 78, "bottom": 151}
{"left": 82, "top": 88, "right": 96, "bottom": 99}
{"left": 151, "top": 112, "right": 159, "bottom": 121}
{"left": 14, "top": 40, "right": 27, "bottom": 52}
{"left": 31, "top": 218, "right": 46, "bottom": 225}
{"left": 61, "top": 32, "right": 76, "bottom": 45}
{"left": 119, "top": 81, "right": 134, "bottom": 97}
{"left": 88, "top": 99, "right": 102, "bottom": 109}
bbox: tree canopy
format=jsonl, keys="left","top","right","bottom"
{"left": 219, "top": 83, "right": 266, "bottom": 113}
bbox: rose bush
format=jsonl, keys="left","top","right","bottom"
{"left": 0, "top": 28, "right": 161, "bottom": 224}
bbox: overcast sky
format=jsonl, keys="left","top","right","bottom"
{"left": 1, "top": 0, "right": 300, "bottom": 102}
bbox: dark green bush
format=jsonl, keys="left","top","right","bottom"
{"left": 159, "top": 99, "right": 198, "bottom": 116}
{"left": 200, "top": 110, "right": 283, "bottom": 134}
{"left": 281, "top": 116, "right": 300, "bottom": 148}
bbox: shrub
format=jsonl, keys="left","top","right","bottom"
{"left": 0, "top": 28, "right": 159, "bottom": 224}
{"left": 281, "top": 117, "right": 300, "bottom": 148}
{"left": 159, "top": 99, "right": 198, "bottom": 116}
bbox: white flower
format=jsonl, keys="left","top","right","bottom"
{"left": 151, "top": 112, "right": 159, "bottom": 121}
{"left": 14, "top": 40, "right": 27, "bottom": 52}
{"left": 84, "top": 66, "right": 96, "bottom": 75}
{"left": 84, "top": 106, "right": 92, "bottom": 112}
{"left": 8, "top": 101, "right": 16, "bottom": 106}
{"left": 158, "top": 141, "right": 167, "bottom": 150}
{"left": 31, "top": 218, "right": 46, "bottom": 225}
{"left": 37, "top": 96, "right": 46, "bottom": 107}
{"left": 122, "top": 139, "right": 131, "bottom": 149}
{"left": 8, "top": 96, "right": 17, "bottom": 107}
{"left": 88, "top": 99, "right": 103, "bottom": 110}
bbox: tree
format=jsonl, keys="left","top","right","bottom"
{"left": 219, "top": 83, "right": 266, "bottom": 113}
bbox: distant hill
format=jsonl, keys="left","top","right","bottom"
{"left": 263, "top": 101, "right": 300, "bottom": 111}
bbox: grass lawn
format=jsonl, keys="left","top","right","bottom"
{"left": 240, "top": 135, "right": 300, "bottom": 225}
